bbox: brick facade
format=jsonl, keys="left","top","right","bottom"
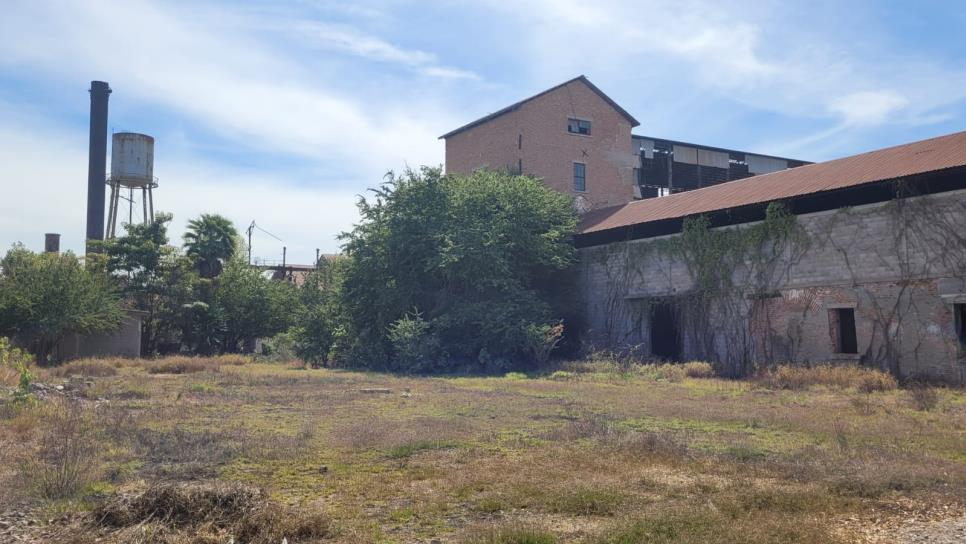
{"left": 579, "top": 188, "right": 966, "bottom": 383}
{"left": 444, "top": 78, "right": 639, "bottom": 209}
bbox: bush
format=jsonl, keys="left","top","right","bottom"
{"left": 22, "top": 399, "right": 99, "bottom": 499}
{"left": 1, "top": 336, "right": 33, "bottom": 388}
{"left": 683, "top": 361, "right": 715, "bottom": 378}
{"left": 387, "top": 311, "right": 444, "bottom": 372}
{"left": 144, "top": 356, "right": 222, "bottom": 374}
{"left": 908, "top": 383, "right": 939, "bottom": 411}
{"left": 93, "top": 480, "right": 331, "bottom": 542}
{"left": 755, "top": 364, "right": 897, "bottom": 391}
{"left": 338, "top": 167, "right": 577, "bottom": 371}
{"left": 0, "top": 246, "right": 123, "bottom": 364}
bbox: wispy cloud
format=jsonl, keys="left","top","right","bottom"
{"left": 478, "top": 0, "right": 966, "bottom": 156}
{"left": 291, "top": 21, "right": 479, "bottom": 80}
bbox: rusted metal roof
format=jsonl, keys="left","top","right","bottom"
{"left": 580, "top": 130, "right": 966, "bottom": 234}
{"left": 439, "top": 75, "right": 639, "bottom": 140}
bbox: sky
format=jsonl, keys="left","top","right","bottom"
{"left": 1, "top": 0, "right": 965, "bottom": 264}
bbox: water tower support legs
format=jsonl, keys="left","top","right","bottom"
{"left": 148, "top": 187, "right": 154, "bottom": 224}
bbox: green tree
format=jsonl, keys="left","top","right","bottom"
{"left": 338, "top": 167, "right": 577, "bottom": 371}
{"left": 183, "top": 214, "right": 238, "bottom": 278}
{"left": 292, "top": 256, "right": 346, "bottom": 366}
{"left": 0, "top": 246, "right": 123, "bottom": 364}
{"left": 98, "top": 213, "right": 199, "bottom": 354}
{"left": 214, "top": 260, "right": 298, "bottom": 353}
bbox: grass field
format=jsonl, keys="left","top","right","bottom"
{"left": 1, "top": 356, "right": 964, "bottom": 543}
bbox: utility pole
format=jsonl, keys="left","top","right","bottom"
{"left": 246, "top": 221, "right": 255, "bottom": 265}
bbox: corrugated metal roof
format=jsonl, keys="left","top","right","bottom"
{"left": 579, "top": 130, "right": 966, "bottom": 234}
{"left": 439, "top": 75, "right": 640, "bottom": 140}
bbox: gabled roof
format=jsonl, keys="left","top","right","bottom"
{"left": 579, "top": 130, "right": 966, "bottom": 235}
{"left": 439, "top": 75, "right": 640, "bottom": 139}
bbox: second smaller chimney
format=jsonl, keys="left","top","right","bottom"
{"left": 45, "top": 233, "right": 61, "bottom": 254}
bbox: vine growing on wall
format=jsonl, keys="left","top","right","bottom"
{"left": 588, "top": 201, "right": 809, "bottom": 376}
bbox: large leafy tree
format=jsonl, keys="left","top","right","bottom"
{"left": 214, "top": 260, "right": 298, "bottom": 353}
{"left": 183, "top": 214, "right": 238, "bottom": 278}
{"left": 337, "top": 167, "right": 577, "bottom": 371}
{"left": 292, "top": 256, "right": 346, "bottom": 366}
{"left": 98, "top": 213, "right": 199, "bottom": 355}
{"left": 0, "top": 246, "right": 123, "bottom": 364}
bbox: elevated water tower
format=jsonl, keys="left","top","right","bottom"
{"left": 106, "top": 132, "right": 158, "bottom": 238}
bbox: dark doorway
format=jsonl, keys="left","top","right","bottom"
{"left": 650, "top": 301, "right": 681, "bottom": 360}
{"left": 830, "top": 308, "right": 858, "bottom": 354}
{"left": 956, "top": 304, "right": 966, "bottom": 349}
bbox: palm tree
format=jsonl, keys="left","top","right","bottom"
{"left": 183, "top": 214, "right": 238, "bottom": 278}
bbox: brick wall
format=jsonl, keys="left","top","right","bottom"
{"left": 445, "top": 79, "right": 639, "bottom": 209}
{"left": 578, "top": 188, "right": 966, "bottom": 383}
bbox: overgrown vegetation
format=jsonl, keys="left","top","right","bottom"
{"left": 1, "top": 356, "right": 960, "bottom": 542}
{"left": 0, "top": 246, "right": 123, "bottom": 364}
{"left": 315, "top": 167, "right": 578, "bottom": 371}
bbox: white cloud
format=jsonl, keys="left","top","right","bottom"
{"left": 828, "top": 90, "right": 909, "bottom": 127}
{"left": 0, "top": 0, "right": 458, "bottom": 181}
{"left": 477, "top": 0, "right": 966, "bottom": 154}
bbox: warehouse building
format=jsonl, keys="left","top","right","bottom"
{"left": 576, "top": 131, "right": 966, "bottom": 383}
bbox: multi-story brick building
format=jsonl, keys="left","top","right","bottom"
{"left": 441, "top": 76, "right": 808, "bottom": 210}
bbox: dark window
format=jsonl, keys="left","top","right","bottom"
{"left": 518, "top": 158, "right": 522, "bottom": 175}
{"left": 567, "top": 118, "right": 591, "bottom": 135}
{"left": 956, "top": 304, "right": 966, "bottom": 348}
{"left": 829, "top": 308, "right": 858, "bottom": 354}
{"left": 573, "top": 162, "right": 586, "bottom": 192}
{"left": 650, "top": 301, "right": 681, "bottom": 360}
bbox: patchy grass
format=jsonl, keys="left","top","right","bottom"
{"left": 0, "top": 356, "right": 962, "bottom": 543}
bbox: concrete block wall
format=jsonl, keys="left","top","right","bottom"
{"left": 579, "top": 188, "right": 966, "bottom": 382}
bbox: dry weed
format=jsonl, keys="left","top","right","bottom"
{"left": 47, "top": 359, "right": 120, "bottom": 378}
{"left": 91, "top": 481, "right": 330, "bottom": 543}
{"left": 144, "top": 357, "right": 222, "bottom": 375}
{"left": 756, "top": 364, "right": 897, "bottom": 391}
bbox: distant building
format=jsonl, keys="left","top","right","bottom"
{"left": 441, "top": 76, "right": 807, "bottom": 210}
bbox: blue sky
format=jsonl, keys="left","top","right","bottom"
{"left": 2, "top": 0, "right": 965, "bottom": 263}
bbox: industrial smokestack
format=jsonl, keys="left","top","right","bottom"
{"left": 86, "top": 80, "right": 111, "bottom": 248}
{"left": 44, "top": 233, "right": 61, "bottom": 254}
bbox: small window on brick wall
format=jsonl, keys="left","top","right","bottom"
{"left": 829, "top": 307, "right": 858, "bottom": 354}
{"left": 568, "top": 118, "right": 591, "bottom": 135}
{"left": 956, "top": 303, "right": 966, "bottom": 349}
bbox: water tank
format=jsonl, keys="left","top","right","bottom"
{"left": 110, "top": 132, "right": 155, "bottom": 187}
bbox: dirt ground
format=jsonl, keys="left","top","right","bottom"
{"left": 1, "top": 356, "right": 963, "bottom": 543}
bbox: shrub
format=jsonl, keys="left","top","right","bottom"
{"left": 683, "top": 361, "right": 715, "bottom": 378}
{"left": 908, "top": 383, "right": 939, "bottom": 411}
{"left": 0, "top": 337, "right": 34, "bottom": 387}
{"left": 23, "top": 399, "right": 99, "bottom": 499}
{"left": 755, "top": 364, "right": 896, "bottom": 391}
{"left": 387, "top": 311, "right": 444, "bottom": 372}
{"left": 144, "top": 356, "right": 221, "bottom": 374}
{"left": 93, "top": 480, "right": 331, "bottom": 542}
{"left": 639, "top": 364, "right": 686, "bottom": 383}
{"left": 524, "top": 321, "right": 564, "bottom": 366}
